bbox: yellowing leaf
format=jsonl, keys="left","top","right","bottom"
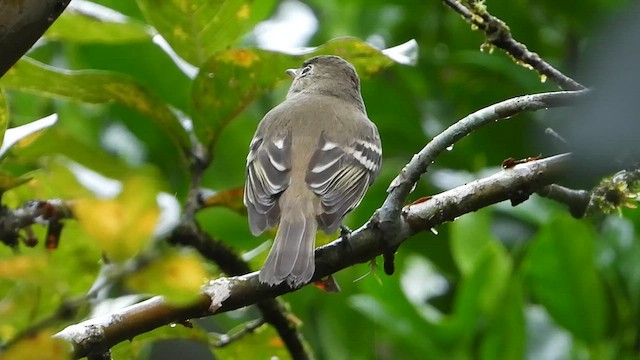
{"left": 191, "top": 38, "right": 397, "bottom": 146}
{"left": 217, "top": 49, "right": 261, "bottom": 67}
{"left": 74, "top": 176, "right": 160, "bottom": 262}
{"left": 202, "top": 187, "right": 245, "bottom": 214}
{"left": 0, "top": 255, "right": 46, "bottom": 279}
{"left": 1, "top": 331, "right": 69, "bottom": 360}
{"left": 0, "top": 89, "right": 8, "bottom": 145}
{"left": 126, "top": 252, "right": 207, "bottom": 305}
{"left": 236, "top": 4, "right": 251, "bottom": 20}
{"left": 0, "top": 171, "right": 31, "bottom": 193}
{"left": 136, "top": 0, "right": 265, "bottom": 65}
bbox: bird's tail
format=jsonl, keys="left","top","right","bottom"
{"left": 259, "top": 190, "right": 317, "bottom": 287}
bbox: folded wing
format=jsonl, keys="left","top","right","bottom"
{"left": 244, "top": 132, "right": 292, "bottom": 235}
{"left": 306, "top": 132, "right": 382, "bottom": 234}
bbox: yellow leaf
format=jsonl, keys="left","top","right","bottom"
{"left": 0, "top": 255, "right": 46, "bottom": 279}
{"left": 74, "top": 176, "right": 159, "bottom": 262}
{"left": 236, "top": 3, "right": 251, "bottom": 19}
{"left": 216, "top": 49, "right": 260, "bottom": 67}
{"left": 126, "top": 252, "right": 207, "bottom": 305}
{"left": 1, "top": 331, "right": 69, "bottom": 360}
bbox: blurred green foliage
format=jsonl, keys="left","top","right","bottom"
{"left": 0, "top": 0, "right": 638, "bottom": 359}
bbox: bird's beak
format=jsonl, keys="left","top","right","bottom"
{"left": 285, "top": 68, "right": 297, "bottom": 78}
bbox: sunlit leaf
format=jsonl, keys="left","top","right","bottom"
{"left": 126, "top": 251, "right": 207, "bottom": 306}
{"left": 0, "top": 255, "right": 46, "bottom": 279}
{"left": 136, "top": 0, "right": 274, "bottom": 66}
{"left": 0, "top": 113, "right": 57, "bottom": 158}
{"left": 74, "top": 176, "right": 160, "bottom": 262}
{"left": 46, "top": 2, "right": 152, "bottom": 44}
{"left": 524, "top": 216, "right": 607, "bottom": 342}
{"left": 0, "top": 58, "right": 190, "bottom": 153}
{"left": 191, "top": 38, "right": 396, "bottom": 146}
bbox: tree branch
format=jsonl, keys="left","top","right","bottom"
{"left": 537, "top": 184, "right": 590, "bottom": 218}
{"left": 442, "top": 0, "right": 586, "bottom": 91}
{"left": 0, "top": 0, "right": 71, "bottom": 78}
{"left": 53, "top": 88, "right": 588, "bottom": 358}
{"left": 0, "top": 199, "right": 73, "bottom": 248}
{"left": 54, "top": 153, "right": 570, "bottom": 358}
{"left": 378, "top": 90, "right": 587, "bottom": 241}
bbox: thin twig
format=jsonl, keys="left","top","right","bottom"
{"left": 537, "top": 184, "right": 590, "bottom": 218}
{"left": 0, "top": 199, "right": 73, "bottom": 248}
{"left": 442, "top": 0, "right": 586, "bottom": 91}
{"left": 212, "top": 318, "right": 266, "bottom": 348}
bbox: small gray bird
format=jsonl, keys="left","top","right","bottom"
{"left": 244, "top": 55, "right": 382, "bottom": 287}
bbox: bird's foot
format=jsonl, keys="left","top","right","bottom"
{"left": 339, "top": 224, "right": 352, "bottom": 241}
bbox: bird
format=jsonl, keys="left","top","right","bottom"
{"left": 244, "top": 55, "right": 382, "bottom": 287}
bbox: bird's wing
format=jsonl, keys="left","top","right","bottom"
{"left": 244, "top": 131, "right": 292, "bottom": 236}
{"left": 306, "top": 130, "right": 382, "bottom": 234}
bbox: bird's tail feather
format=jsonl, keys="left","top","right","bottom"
{"left": 259, "top": 196, "right": 317, "bottom": 287}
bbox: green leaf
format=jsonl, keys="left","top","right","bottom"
{"left": 136, "top": 0, "right": 270, "bottom": 66}
{"left": 0, "top": 88, "right": 8, "bottom": 146}
{"left": 191, "top": 38, "right": 396, "bottom": 146}
{"left": 0, "top": 58, "right": 190, "bottom": 153}
{"left": 214, "top": 324, "right": 291, "bottom": 360}
{"left": 524, "top": 215, "right": 607, "bottom": 342}
{"left": 45, "top": 6, "right": 151, "bottom": 44}
{"left": 445, "top": 240, "right": 512, "bottom": 345}
{"left": 480, "top": 279, "right": 525, "bottom": 360}
{"left": 111, "top": 315, "right": 210, "bottom": 359}
{"left": 12, "top": 127, "right": 131, "bottom": 180}
{"left": 0, "top": 171, "right": 31, "bottom": 192}
{"left": 450, "top": 210, "right": 496, "bottom": 276}
{"left": 348, "top": 272, "right": 443, "bottom": 358}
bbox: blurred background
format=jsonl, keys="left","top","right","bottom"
{"left": 1, "top": 0, "right": 639, "bottom": 359}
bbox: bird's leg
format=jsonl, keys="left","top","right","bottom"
{"left": 339, "top": 224, "right": 352, "bottom": 241}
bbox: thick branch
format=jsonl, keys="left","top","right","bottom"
{"left": 442, "top": 0, "right": 586, "bottom": 91}
{"left": 55, "top": 154, "right": 570, "bottom": 358}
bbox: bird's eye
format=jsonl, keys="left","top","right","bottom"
{"left": 300, "top": 65, "right": 313, "bottom": 77}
